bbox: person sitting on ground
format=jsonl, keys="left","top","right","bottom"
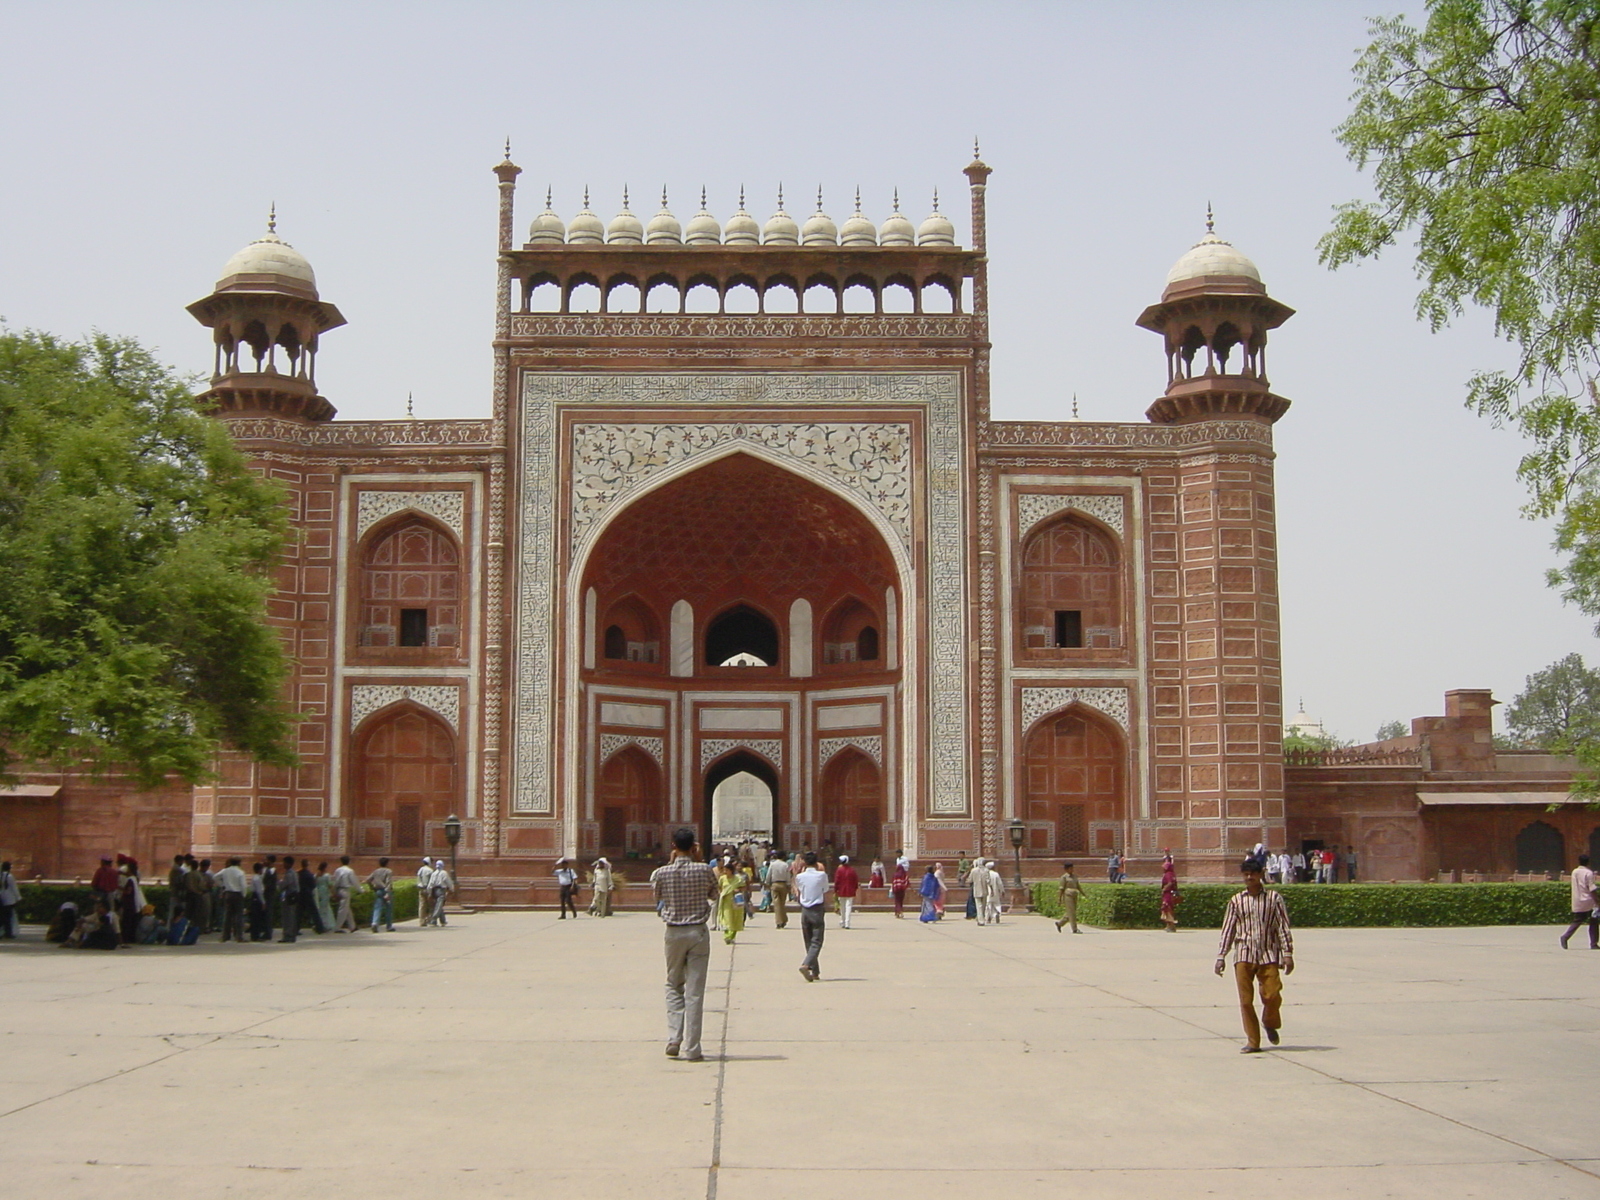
{"left": 47, "top": 901, "right": 79, "bottom": 944}
{"left": 79, "top": 901, "right": 121, "bottom": 950}
{"left": 135, "top": 904, "right": 167, "bottom": 945}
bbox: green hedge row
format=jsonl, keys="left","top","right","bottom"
{"left": 16, "top": 879, "right": 421, "bottom": 926}
{"left": 1030, "top": 880, "right": 1573, "bottom": 928}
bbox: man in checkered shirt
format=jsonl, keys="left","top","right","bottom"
{"left": 651, "top": 827, "right": 720, "bottom": 1062}
{"left": 1215, "top": 856, "right": 1295, "bottom": 1053}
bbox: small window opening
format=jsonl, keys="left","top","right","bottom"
{"left": 1054, "top": 610, "right": 1083, "bottom": 649}
{"left": 399, "top": 608, "right": 429, "bottom": 647}
{"left": 857, "top": 626, "right": 879, "bottom": 661}
{"left": 603, "top": 624, "right": 627, "bottom": 660}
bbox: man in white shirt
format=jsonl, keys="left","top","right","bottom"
{"left": 793, "top": 852, "right": 830, "bottom": 982}
{"left": 969, "top": 858, "right": 991, "bottom": 925}
{"left": 1561, "top": 854, "right": 1598, "bottom": 949}
{"left": 417, "top": 858, "right": 436, "bottom": 926}
{"left": 428, "top": 859, "right": 453, "bottom": 926}
{"left": 984, "top": 860, "right": 1005, "bottom": 925}
{"left": 330, "top": 856, "right": 360, "bottom": 932}
{"left": 214, "top": 857, "right": 247, "bottom": 943}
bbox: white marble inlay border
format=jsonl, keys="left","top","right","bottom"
{"left": 818, "top": 735, "right": 884, "bottom": 767}
{"left": 514, "top": 372, "right": 967, "bottom": 818}
{"left": 700, "top": 738, "right": 784, "bottom": 769}
{"left": 571, "top": 423, "right": 911, "bottom": 551}
{"left": 349, "top": 684, "right": 461, "bottom": 733}
{"left": 599, "top": 733, "right": 664, "bottom": 766}
{"left": 1016, "top": 493, "right": 1125, "bottom": 539}
{"left": 355, "top": 490, "right": 465, "bottom": 540}
{"left": 1020, "top": 687, "right": 1130, "bottom": 733}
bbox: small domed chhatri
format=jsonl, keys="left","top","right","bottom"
{"left": 527, "top": 189, "right": 566, "bottom": 245}
{"left": 917, "top": 190, "right": 955, "bottom": 247}
{"left": 685, "top": 188, "right": 721, "bottom": 246}
{"left": 763, "top": 186, "right": 799, "bottom": 246}
{"left": 879, "top": 190, "right": 915, "bottom": 247}
{"left": 607, "top": 187, "right": 644, "bottom": 245}
{"left": 1163, "top": 207, "right": 1263, "bottom": 294}
{"left": 723, "top": 187, "right": 760, "bottom": 245}
{"left": 801, "top": 187, "right": 838, "bottom": 246}
{"left": 646, "top": 187, "right": 682, "bottom": 246}
{"left": 566, "top": 188, "right": 604, "bottom": 244}
{"left": 217, "top": 206, "right": 318, "bottom": 298}
{"left": 839, "top": 189, "right": 877, "bottom": 247}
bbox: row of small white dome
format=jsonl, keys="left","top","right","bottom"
{"left": 527, "top": 187, "right": 958, "bottom": 248}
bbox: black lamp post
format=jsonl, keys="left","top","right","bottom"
{"left": 444, "top": 814, "right": 462, "bottom": 897}
{"left": 1008, "top": 817, "right": 1026, "bottom": 890}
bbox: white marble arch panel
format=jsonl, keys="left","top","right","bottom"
{"left": 515, "top": 371, "right": 968, "bottom": 828}
{"left": 1019, "top": 687, "right": 1131, "bottom": 734}
{"left": 349, "top": 684, "right": 461, "bottom": 734}
{"left": 1015, "top": 493, "right": 1126, "bottom": 540}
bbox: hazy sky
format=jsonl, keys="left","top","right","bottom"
{"left": 3, "top": 0, "right": 1593, "bottom": 741}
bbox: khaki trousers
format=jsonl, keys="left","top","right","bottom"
{"left": 1233, "top": 962, "right": 1282, "bottom": 1048}
{"left": 771, "top": 882, "right": 790, "bottom": 928}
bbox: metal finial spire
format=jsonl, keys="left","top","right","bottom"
{"left": 1206, "top": 201, "right": 1214, "bottom": 234}
{"left": 777, "top": 183, "right": 784, "bottom": 210}
{"left": 892, "top": 187, "right": 901, "bottom": 212}
{"left": 406, "top": 391, "right": 414, "bottom": 420}
{"left": 739, "top": 184, "right": 746, "bottom": 210}
{"left": 622, "top": 184, "right": 630, "bottom": 210}
{"left": 267, "top": 202, "right": 276, "bottom": 234}
{"left": 974, "top": 136, "right": 981, "bottom": 158}
{"left": 854, "top": 186, "right": 862, "bottom": 213}
{"left": 583, "top": 185, "right": 590, "bottom": 208}
{"left": 701, "top": 185, "right": 707, "bottom": 209}
{"left": 661, "top": 184, "right": 669, "bottom": 209}
{"left": 545, "top": 186, "right": 552, "bottom": 209}
{"left": 932, "top": 187, "right": 940, "bottom": 212}
{"left": 1071, "top": 393, "right": 1079, "bottom": 419}
{"left": 816, "top": 184, "right": 824, "bottom": 212}
{"left": 503, "top": 137, "right": 512, "bottom": 160}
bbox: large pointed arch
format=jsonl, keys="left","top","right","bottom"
{"left": 349, "top": 702, "right": 458, "bottom": 856}
{"left": 1022, "top": 702, "right": 1127, "bottom": 855}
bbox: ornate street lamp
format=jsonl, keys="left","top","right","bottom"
{"left": 444, "top": 814, "right": 462, "bottom": 899}
{"left": 1008, "top": 817, "right": 1026, "bottom": 890}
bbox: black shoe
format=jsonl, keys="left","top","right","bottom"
{"left": 665, "top": 1043, "right": 680, "bottom": 1058}
{"left": 1266, "top": 1027, "right": 1280, "bottom": 1045}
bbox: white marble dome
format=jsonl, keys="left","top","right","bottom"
{"left": 879, "top": 197, "right": 915, "bottom": 247}
{"left": 916, "top": 198, "right": 955, "bottom": 247}
{"left": 723, "top": 197, "right": 760, "bottom": 245}
{"left": 840, "top": 195, "right": 877, "bottom": 247}
{"left": 646, "top": 190, "right": 682, "bottom": 245}
{"left": 219, "top": 230, "right": 317, "bottom": 293}
{"left": 763, "top": 194, "right": 799, "bottom": 246}
{"left": 685, "top": 192, "right": 721, "bottom": 246}
{"left": 566, "top": 191, "right": 604, "bottom": 244}
{"left": 1166, "top": 231, "right": 1261, "bottom": 285}
{"left": 527, "top": 192, "right": 565, "bottom": 245}
{"left": 801, "top": 191, "right": 838, "bottom": 246}
{"left": 606, "top": 192, "right": 643, "bottom": 245}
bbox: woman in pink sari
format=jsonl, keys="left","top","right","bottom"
{"left": 1159, "top": 851, "right": 1181, "bottom": 932}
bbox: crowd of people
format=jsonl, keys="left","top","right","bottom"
{"left": 37, "top": 852, "right": 457, "bottom": 949}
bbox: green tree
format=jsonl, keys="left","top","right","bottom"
{"left": 1320, "top": 1, "right": 1600, "bottom": 620}
{"left": 1375, "top": 719, "right": 1409, "bottom": 740}
{"left": 1504, "top": 652, "right": 1600, "bottom": 747}
{"left": 0, "top": 329, "right": 297, "bottom": 786}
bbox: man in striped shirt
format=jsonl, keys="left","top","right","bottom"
{"left": 1215, "top": 857, "right": 1294, "bottom": 1053}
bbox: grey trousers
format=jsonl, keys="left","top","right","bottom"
{"left": 800, "top": 903, "right": 825, "bottom": 973}
{"left": 664, "top": 923, "right": 711, "bottom": 1056}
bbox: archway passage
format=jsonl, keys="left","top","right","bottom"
{"left": 704, "top": 751, "right": 779, "bottom": 850}
{"left": 706, "top": 604, "right": 780, "bottom": 667}
{"left": 1023, "top": 707, "right": 1125, "bottom": 854}
{"left": 1516, "top": 820, "right": 1565, "bottom": 875}
{"left": 597, "top": 745, "right": 665, "bottom": 859}
{"left": 1019, "top": 515, "right": 1122, "bottom": 653}
{"left": 581, "top": 453, "right": 898, "bottom": 677}
{"left": 353, "top": 706, "right": 456, "bottom": 855}
{"left": 711, "top": 771, "right": 775, "bottom": 842}
{"left": 818, "top": 748, "right": 882, "bottom": 861}
{"left": 359, "top": 517, "right": 463, "bottom": 655}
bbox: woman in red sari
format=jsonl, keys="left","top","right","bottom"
{"left": 890, "top": 861, "right": 909, "bottom": 918}
{"left": 1159, "top": 851, "right": 1181, "bottom": 932}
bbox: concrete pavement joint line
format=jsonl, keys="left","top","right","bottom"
{"left": 945, "top": 923, "right": 1600, "bottom": 1184}
{"left": 706, "top": 938, "right": 736, "bottom": 1200}
{"left": 0, "top": 923, "right": 533, "bottom": 1123}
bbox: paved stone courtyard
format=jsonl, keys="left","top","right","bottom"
{"left": 4, "top": 909, "right": 1600, "bottom": 1198}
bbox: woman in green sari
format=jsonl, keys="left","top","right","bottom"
{"left": 717, "top": 857, "right": 748, "bottom": 945}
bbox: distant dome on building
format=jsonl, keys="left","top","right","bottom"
{"left": 1165, "top": 211, "right": 1262, "bottom": 288}
{"left": 916, "top": 192, "right": 955, "bottom": 247}
{"left": 218, "top": 211, "right": 317, "bottom": 296}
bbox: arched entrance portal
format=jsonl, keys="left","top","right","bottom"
{"left": 352, "top": 705, "right": 457, "bottom": 856}
{"left": 597, "top": 745, "right": 666, "bottom": 860}
{"left": 1022, "top": 706, "right": 1126, "bottom": 855}
{"left": 703, "top": 751, "right": 779, "bottom": 850}
{"left": 818, "top": 748, "right": 882, "bottom": 861}
{"left": 580, "top": 453, "right": 902, "bottom": 852}
{"left": 1516, "top": 820, "right": 1564, "bottom": 875}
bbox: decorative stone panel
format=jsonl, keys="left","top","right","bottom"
{"left": 1016, "top": 493, "right": 1125, "bottom": 538}
{"left": 700, "top": 738, "right": 784, "bottom": 769}
{"left": 355, "top": 490, "right": 465, "bottom": 540}
{"left": 1020, "top": 687, "right": 1130, "bottom": 734}
{"left": 599, "top": 733, "right": 664, "bottom": 766}
{"left": 349, "top": 684, "right": 462, "bottom": 733}
{"left": 818, "top": 735, "right": 884, "bottom": 767}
